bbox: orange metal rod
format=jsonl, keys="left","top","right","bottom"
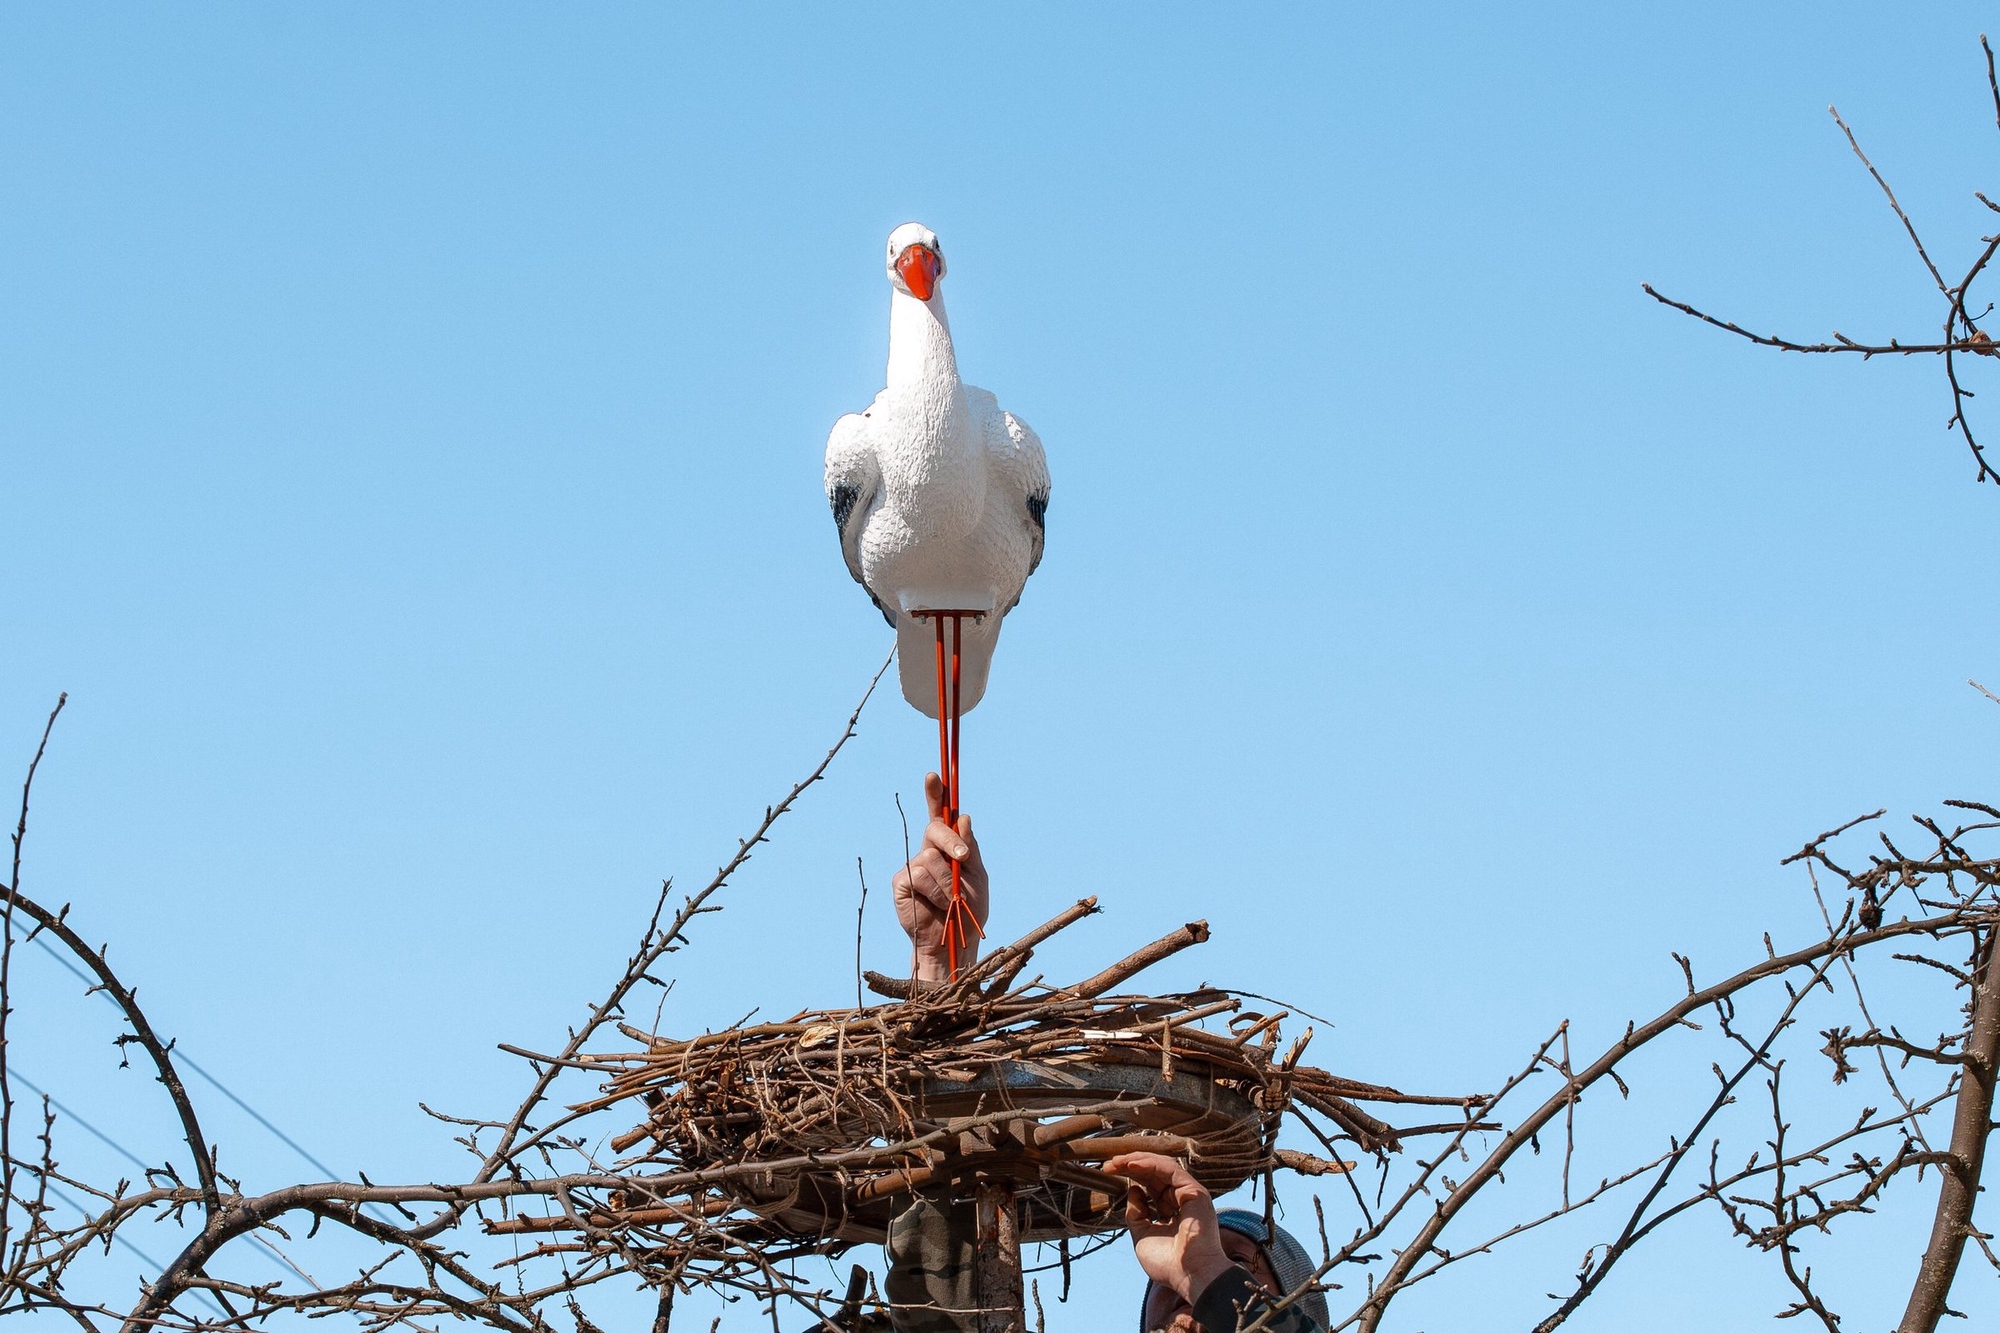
{"left": 948, "top": 613, "right": 963, "bottom": 965}
{"left": 931, "top": 613, "right": 962, "bottom": 974}
{"left": 945, "top": 614, "right": 983, "bottom": 970}
{"left": 948, "top": 613, "right": 962, "bottom": 825}
{"left": 933, "top": 615, "right": 950, "bottom": 797}
{"left": 923, "top": 611, "right": 982, "bottom": 977}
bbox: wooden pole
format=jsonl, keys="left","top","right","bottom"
{"left": 973, "top": 1179, "right": 1023, "bottom": 1333}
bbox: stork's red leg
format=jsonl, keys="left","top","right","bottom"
{"left": 941, "top": 613, "right": 983, "bottom": 975}
{"left": 930, "top": 613, "right": 959, "bottom": 974}
{"left": 948, "top": 613, "right": 962, "bottom": 823}
{"left": 948, "top": 612, "right": 963, "bottom": 949}
{"left": 920, "top": 611, "right": 982, "bottom": 978}
{"left": 933, "top": 614, "right": 950, "bottom": 802}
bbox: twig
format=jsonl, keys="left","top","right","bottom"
{"left": 2, "top": 694, "right": 66, "bottom": 1268}
{"left": 1068, "top": 921, "right": 1209, "bottom": 999}
{"left": 1829, "top": 104, "right": 1949, "bottom": 297}
{"left": 854, "top": 859, "right": 869, "bottom": 1013}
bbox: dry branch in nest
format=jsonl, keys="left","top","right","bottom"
{"left": 498, "top": 901, "right": 1483, "bottom": 1253}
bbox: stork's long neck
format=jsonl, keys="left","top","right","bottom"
{"left": 886, "top": 288, "right": 959, "bottom": 395}
{"left": 884, "top": 289, "right": 983, "bottom": 533}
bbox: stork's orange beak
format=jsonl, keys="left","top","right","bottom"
{"left": 896, "top": 244, "right": 941, "bottom": 301}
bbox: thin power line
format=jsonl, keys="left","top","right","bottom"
{"left": 26, "top": 934, "right": 341, "bottom": 1176}
{"left": 21, "top": 930, "right": 387, "bottom": 1218}
{"left": 10, "top": 1067, "right": 150, "bottom": 1171}
{"left": 41, "top": 1180, "right": 228, "bottom": 1320}
{"left": 14, "top": 945, "right": 403, "bottom": 1321}
{"left": 177, "top": 1052, "right": 344, "bottom": 1184}
{"left": 12, "top": 1067, "right": 325, "bottom": 1288}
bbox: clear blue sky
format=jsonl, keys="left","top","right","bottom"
{"left": 5, "top": 5, "right": 1998, "bottom": 1329}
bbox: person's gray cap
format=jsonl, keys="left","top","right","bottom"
{"left": 1137, "top": 1208, "right": 1329, "bottom": 1331}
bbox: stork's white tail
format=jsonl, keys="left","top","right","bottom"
{"left": 895, "top": 611, "right": 1001, "bottom": 720}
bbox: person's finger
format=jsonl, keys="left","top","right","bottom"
{"left": 907, "top": 859, "right": 953, "bottom": 915}
{"left": 1123, "top": 1182, "right": 1153, "bottom": 1233}
{"left": 924, "top": 771, "right": 946, "bottom": 821}
{"left": 1117, "top": 1179, "right": 1173, "bottom": 1233}
{"left": 1107, "top": 1152, "right": 1175, "bottom": 1190}
{"left": 1123, "top": 1154, "right": 1206, "bottom": 1225}
{"left": 901, "top": 836, "right": 950, "bottom": 879}
{"left": 1148, "top": 1156, "right": 1210, "bottom": 1216}
{"left": 923, "top": 818, "right": 971, "bottom": 863}
{"left": 895, "top": 850, "right": 939, "bottom": 897}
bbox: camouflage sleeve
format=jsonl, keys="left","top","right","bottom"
{"left": 1191, "top": 1266, "right": 1323, "bottom": 1333}
{"left": 883, "top": 1188, "right": 980, "bottom": 1333}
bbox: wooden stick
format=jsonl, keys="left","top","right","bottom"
{"left": 973, "top": 1179, "right": 1022, "bottom": 1333}
{"left": 1069, "top": 921, "right": 1210, "bottom": 999}
{"left": 958, "top": 897, "right": 1102, "bottom": 987}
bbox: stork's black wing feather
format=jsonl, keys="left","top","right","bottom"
{"left": 1025, "top": 488, "right": 1049, "bottom": 575}
{"left": 830, "top": 480, "right": 893, "bottom": 625}
{"left": 832, "top": 483, "right": 861, "bottom": 537}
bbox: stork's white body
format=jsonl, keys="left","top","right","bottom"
{"left": 824, "top": 228, "right": 1050, "bottom": 719}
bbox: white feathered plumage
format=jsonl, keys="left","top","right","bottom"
{"left": 824, "top": 223, "right": 1051, "bottom": 718}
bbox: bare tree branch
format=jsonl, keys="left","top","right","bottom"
{"left": 1898, "top": 928, "right": 2000, "bottom": 1332}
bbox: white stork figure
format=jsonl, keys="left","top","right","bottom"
{"left": 824, "top": 222, "right": 1050, "bottom": 970}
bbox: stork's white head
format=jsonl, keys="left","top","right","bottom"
{"left": 886, "top": 222, "right": 946, "bottom": 303}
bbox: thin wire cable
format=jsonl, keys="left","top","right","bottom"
{"left": 11, "top": 1067, "right": 150, "bottom": 1172}
{"left": 21, "top": 930, "right": 389, "bottom": 1219}
{"left": 41, "top": 1179, "right": 228, "bottom": 1319}
{"left": 11, "top": 1067, "right": 325, "bottom": 1287}
{"left": 178, "top": 1053, "right": 343, "bottom": 1183}
{"left": 26, "top": 934, "right": 339, "bottom": 1174}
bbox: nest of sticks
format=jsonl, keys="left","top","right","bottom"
{"left": 499, "top": 899, "right": 1484, "bottom": 1251}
